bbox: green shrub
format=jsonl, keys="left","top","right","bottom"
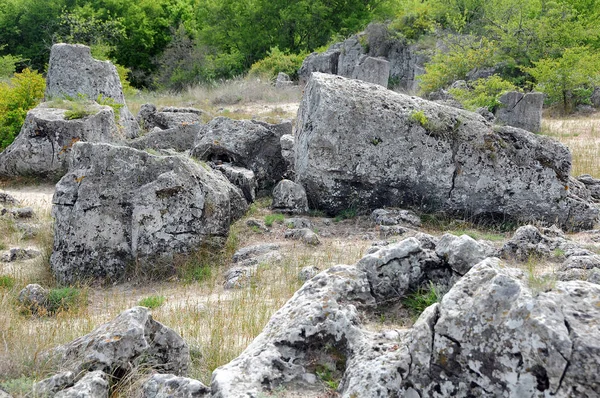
{"left": 0, "top": 54, "right": 20, "bottom": 79}
{"left": 390, "top": 4, "right": 437, "bottom": 41}
{"left": 96, "top": 94, "right": 123, "bottom": 120}
{"left": 264, "top": 213, "right": 285, "bottom": 227}
{"left": 0, "top": 68, "right": 46, "bottom": 150}
{"left": 0, "top": 275, "right": 15, "bottom": 289}
{"left": 249, "top": 47, "right": 307, "bottom": 80}
{"left": 449, "top": 75, "right": 517, "bottom": 112}
{"left": 334, "top": 208, "right": 357, "bottom": 222}
{"left": 419, "top": 37, "right": 500, "bottom": 94}
{"left": 410, "top": 110, "right": 429, "bottom": 127}
{"left": 138, "top": 295, "right": 166, "bottom": 309}
{"left": 402, "top": 282, "right": 442, "bottom": 317}
{"left": 46, "top": 287, "right": 84, "bottom": 313}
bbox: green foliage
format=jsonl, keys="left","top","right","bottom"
{"left": 0, "top": 68, "right": 46, "bottom": 151}
{"left": 46, "top": 287, "right": 85, "bottom": 313}
{"left": 96, "top": 94, "right": 124, "bottom": 120}
{"left": 334, "top": 208, "right": 357, "bottom": 222}
{"left": 0, "top": 275, "right": 15, "bottom": 289}
{"left": 138, "top": 295, "right": 166, "bottom": 309}
{"left": 0, "top": 53, "right": 19, "bottom": 78}
{"left": 449, "top": 75, "right": 517, "bottom": 111}
{"left": 390, "top": 2, "right": 438, "bottom": 41}
{"left": 402, "top": 282, "right": 442, "bottom": 316}
{"left": 249, "top": 47, "right": 307, "bottom": 80}
{"left": 264, "top": 213, "right": 285, "bottom": 227}
{"left": 419, "top": 36, "right": 500, "bottom": 94}
{"left": 315, "top": 365, "right": 339, "bottom": 390}
{"left": 524, "top": 46, "right": 600, "bottom": 113}
{"left": 410, "top": 110, "right": 429, "bottom": 127}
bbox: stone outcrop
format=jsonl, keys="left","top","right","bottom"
{"left": 45, "top": 43, "right": 139, "bottom": 138}
{"left": 299, "top": 23, "right": 426, "bottom": 91}
{"left": 128, "top": 124, "right": 200, "bottom": 153}
{"left": 137, "top": 104, "right": 206, "bottom": 132}
{"left": 280, "top": 134, "right": 295, "bottom": 178}
{"left": 275, "top": 72, "right": 293, "bottom": 88}
{"left": 51, "top": 142, "right": 247, "bottom": 284}
{"left": 0, "top": 104, "right": 119, "bottom": 178}
{"left": 578, "top": 174, "right": 600, "bottom": 201}
{"left": 495, "top": 91, "right": 544, "bottom": 133}
{"left": 191, "top": 117, "right": 291, "bottom": 194}
{"left": 211, "top": 242, "right": 600, "bottom": 397}
{"left": 295, "top": 73, "right": 598, "bottom": 231}
{"left": 35, "top": 307, "right": 189, "bottom": 397}
{"left": 141, "top": 374, "right": 210, "bottom": 398}
{"left": 271, "top": 179, "right": 309, "bottom": 214}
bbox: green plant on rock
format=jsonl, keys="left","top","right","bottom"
{"left": 410, "top": 110, "right": 429, "bottom": 128}
{"left": 96, "top": 94, "right": 123, "bottom": 120}
{"left": 402, "top": 281, "right": 442, "bottom": 317}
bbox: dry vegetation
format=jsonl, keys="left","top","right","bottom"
{"left": 1, "top": 81, "right": 600, "bottom": 396}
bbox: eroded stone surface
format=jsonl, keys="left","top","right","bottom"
{"left": 295, "top": 73, "right": 597, "bottom": 231}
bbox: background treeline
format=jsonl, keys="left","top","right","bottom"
{"left": 1, "top": 0, "right": 600, "bottom": 108}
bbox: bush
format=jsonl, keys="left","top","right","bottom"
{"left": 402, "top": 282, "right": 443, "bottom": 317}
{"left": 264, "top": 213, "right": 285, "bottom": 227}
{"left": 46, "top": 287, "right": 84, "bottom": 313}
{"left": 0, "top": 68, "right": 46, "bottom": 151}
{"left": 524, "top": 46, "right": 600, "bottom": 114}
{"left": 0, "top": 54, "right": 20, "bottom": 79}
{"left": 449, "top": 75, "right": 517, "bottom": 111}
{"left": 138, "top": 295, "right": 166, "bottom": 309}
{"left": 419, "top": 36, "right": 500, "bottom": 94}
{"left": 249, "top": 47, "right": 307, "bottom": 80}
{"left": 389, "top": 4, "right": 437, "bottom": 41}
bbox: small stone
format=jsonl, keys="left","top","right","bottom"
{"left": 285, "top": 217, "right": 312, "bottom": 229}
{"left": 271, "top": 179, "right": 309, "bottom": 214}
{"left": 18, "top": 284, "right": 48, "bottom": 313}
{"left": 299, "top": 266, "right": 320, "bottom": 281}
{"left": 284, "top": 228, "right": 320, "bottom": 245}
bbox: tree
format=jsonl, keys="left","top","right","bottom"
{"left": 524, "top": 46, "right": 600, "bottom": 113}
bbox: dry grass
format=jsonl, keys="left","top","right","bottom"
{"left": 541, "top": 112, "right": 600, "bottom": 178}
{"left": 126, "top": 77, "right": 301, "bottom": 122}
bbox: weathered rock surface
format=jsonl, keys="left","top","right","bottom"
{"left": 0, "top": 104, "right": 119, "bottom": 178}
{"left": 137, "top": 104, "right": 206, "bottom": 132}
{"left": 53, "top": 371, "right": 109, "bottom": 398}
{"left": 1, "top": 247, "right": 41, "bottom": 262}
{"left": 371, "top": 208, "right": 421, "bottom": 227}
{"left": 211, "top": 163, "right": 257, "bottom": 203}
{"left": 495, "top": 91, "right": 544, "bottom": 133}
{"left": 18, "top": 283, "right": 48, "bottom": 313}
{"left": 578, "top": 174, "right": 600, "bottom": 201}
{"left": 275, "top": 72, "right": 293, "bottom": 88}
{"left": 284, "top": 228, "right": 320, "bottom": 245}
{"left": 35, "top": 307, "right": 188, "bottom": 397}
{"left": 500, "top": 225, "right": 591, "bottom": 261}
{"left": 280, "top": 134, "right": 295, "bottom": 178}
{"left": 224, "top": 243, "right": 282, "bottom": 289}
{"left": 212, "top": 248, "right": 600, "bottom": 397}
{"left": 141, "top": 374, "right": 210, "bottom": 398}
{"left": 299, "top": 23, "right": 425, "bottom": 91}
{"left": 351, "top": 56, "right": 390, "bottom": 88}
{"left": 1, "top": 206, "right": 34, "bottom": 218}
{"left": 435, "top": 233, "right": 496, "bottom": 275}
{"left": 295, "top": 73, "right": 598, "bottom": 231}
{"left": 128, "top": 124, "right": 201, "bottom": 153}
{"left": 45, "top": 43, "right": 139, "bottom": 138}
{"left": 191, "top": 117, "right": 291, "bottom": 193}
{"left": 51, "top": 142, "right": 246, "bottom": 284}
{"left": 271, "top": 179, "right": 309, "bottom": 214}
{"left": 0, "top": 192, "right": 19, "bottom": 206}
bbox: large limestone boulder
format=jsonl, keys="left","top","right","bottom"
{"left": 351, "top": 56, "right": 390, "bottom": 88}
{"left": 495, "top": 91, "right": 544, "bottom": 133}
{"left": 35, "top": 307, "right": 188, "bottom": 397}
{"left": 298, "top": 47, "right": 341, "bottom": 86}
{"left": 51, "top": 142, "right": 247, "bottom": 284}
{"left": 295, "top": 73, "right": 598, "bottom": 231}
{"left": 191, "top": 117, "right": 291, "bottom": 194}
{"left": 136, "top": 104, "right": 206, "bottom": 132}
{"left": 128, "top": 124, "right": 201, "bottom": 153}
{"left": 45, "top": 43, "right": 139, "bottom": 138}
{"left": 212, "top": 245, "right": 600, "bottom": 397}
{"left": 0, "top": 104, "right": 119, "bottom": 178}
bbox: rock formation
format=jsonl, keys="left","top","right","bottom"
{"left": 51, "top": 142, "right": 247, "bottom": 284}
{"left": 495, "top": 91, "right": 544, "bottom": 133}
{"left": 137, "top": 104, "right": 206, "bottom": 132}
{"left": 45, "top": 43, "right": 139, "bottom": 138}
{"left": 295, "top": 73, "right": 598, "bottom": 231}
{"left": 191, "top": 117, "right": 291, "bottom": 194}
{"left": 0, "top": 104, "right": 119, "bottom": 178}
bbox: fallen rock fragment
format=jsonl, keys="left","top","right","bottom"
{"left": 141, "top": 374, "right": 210, "bottom": 398}
{"left": 271, "top": 179, "right": 309, "bottom": 214}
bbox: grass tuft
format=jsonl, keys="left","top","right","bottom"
{"left": 138, "top": 295, "right": 166, "bottom": 309}
{"left": 264, "top": 213, "right": 285, "bottom": 227}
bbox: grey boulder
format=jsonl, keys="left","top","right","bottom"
{"left": 45, "top": 43, "right": 139, "bottom": 138}
{"left": 51, "top": 142, "right": 247, "bottom": 284}
{"left": 0, "top": 104, "right": 119, "bottom": 179}
{"left": 435, "top": 233, "right": 496, "bottom": 275}
{"left": 495, "top": 91, "right": 544, "bottom": 133}
{"left": 137, "top": 104, "right": 206, "bottom": 131}
{"left": 128, "top": 124, "right": 201, "bottom": 153}
{"left": 191, "top": 117, "right": 291, "bottom": 194}
{"left": 295, "top": 73, "right": 597, "bottom": 231}
{"left": 578, "top": 174, "right": 600, "bottom": 201}
{"left": 54, "top": 371, "right": 109, "bottom": 398}
{"left": 141, "top": 374, "right": 210, "bottom": 398}
{"left": 271, "top": 179, "right": 309, "bottom": 214}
